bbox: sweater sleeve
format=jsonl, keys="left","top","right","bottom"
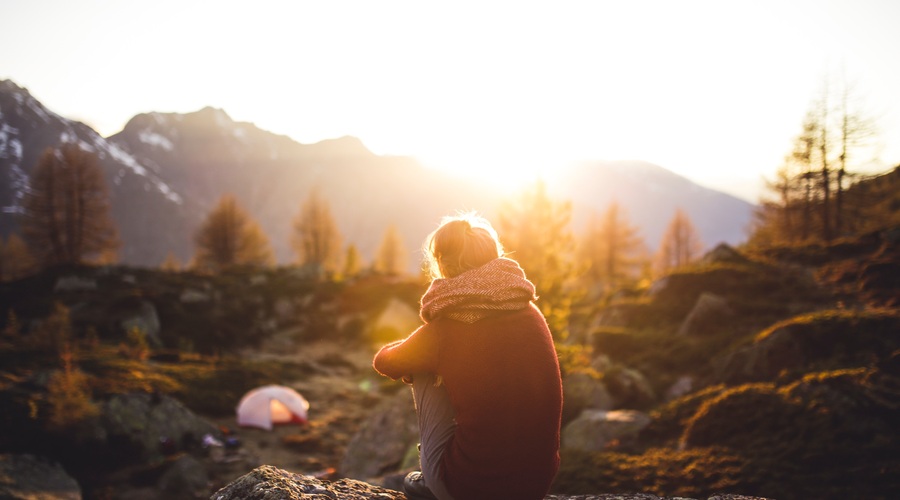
{"left": 372, "top": 324, "right": 440, "bottom": 380}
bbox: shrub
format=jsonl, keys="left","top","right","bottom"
{"left": 45, "top": 347, "right": 98, "bottom": 430}
{"left": 120, "top": 326, "right": 150, "bottom": 361}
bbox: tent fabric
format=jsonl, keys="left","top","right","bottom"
{"left": 236, "top": 385, "right": 310, "bottom": 430}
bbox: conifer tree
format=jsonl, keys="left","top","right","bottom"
{"left": 0, "top": 233, "right": 37, "bottom": 281}
{"left": 193, "top": 194, "right": 274, "bottom": 272}
{"left": 580, "top": 202, "right": 646, "bottom": 293}
{"left": 343, "top": 243, "right": 363, "bottom": 278}
{"left": 46, "top": 345, "right": 98, "bottom": 430}
{"left": 655, "top": 209, "right": 703, "bottom": 274}
{"left": 2, "top": 309, "right": 21, "bottom": 342}
{"left": 159, "top": 251, "right": 182, "bottom": 272}
{"left": 374, "top": 224, "right": 407, "bottom": 276}
{"left": 21, "top": 143, "right": 119, "bottom": 266}
{"left": 291, "top": 188, "right": 342, "bottom": 272}
{"left": 751, "top": 77, "right": 879, "bottom": 246}
{"left": 498, "top": 180, "right": 578, "bottom": 339}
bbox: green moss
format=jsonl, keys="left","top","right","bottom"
{"left": 755, "top": 308, "right": 900, "bottom": 342}
{"left": 638, "top": 384, "right": 728, "bottom": 449}
{"left": 552, "top": 447, "right": 748, "bottom": 498}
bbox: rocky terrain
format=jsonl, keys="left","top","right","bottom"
{"left": 210, "top": 465, "right": 774, "bottom": 500}
{"left": 0, "top": 225, "right": 898, "bottom": 499}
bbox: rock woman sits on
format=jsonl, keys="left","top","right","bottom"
{"left": 373, "top": 212, "right": 563, "bottom": 500}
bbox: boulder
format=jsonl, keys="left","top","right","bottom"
{"left": 676, "top": 292, "right": 733, "bottom": 336}
{"left": 101, "top": 393, "right": 221, "bottom": 463}
{"left": 339, "top": 390, "right": 419, "bottom": 480}
{"left": 712, "top": 326, "right": 804, "bottom": 384}
{"left": 561, "top": 409, "right": 651, "bottom": 452}
{"left": 119, "top": 300, "right": 162, "bottom": 348}
{"left": 647, "top": 276, "right": 669, "bottom": 296}
{"left": 211, "top": 465, "right": 405, "bottom": 499}
{"left": 53, "top": 276, "right": 97, "bottom": 292}
{"left": 591, "top": 304, "right": 642, "bottom": 329}
{"left": 562, "top": 372, "right": 614, "bottom": 424}
{"left": 711, "top": 310, "right": 900, "bottom": 384}
{"left": 211, "top": 465, "right": 776, "bottom": 500}
{"left": 701, "top": 243, "right": 749, "bottom": 265}
{"left": 664, "top": 375, "right": 694, "bottom": 402}
{"left": 180, "top": 289, "right": 212, "bottom": 303}
{"left": 158, "top": 454, "right": 211, "bottom": 499}
{"left": 0, "top": 453, "right": 82, "bottom": 499}
{"left": 604, "top": 367, "right": 657, "bottom": 409}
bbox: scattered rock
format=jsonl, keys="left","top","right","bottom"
{"left": 212, "top": 465, "right": 776, "bottom": 500}
{"left": 180, "top": 289, "right": 212, "bottom": 303}
{"left": 339, "top": 390, "right": 418, "bottom": 480}
{"left": 591, "top": 354, "right": 614, "bottom": 373}
{"left": 371, "top": 298, "right": 420, "bottom": 340}
{"left": 592, "top": 304, "right": 642, "bottom": 328}
{"left": 562, "top": 372, "right": 614, "bottom": 424}
{"left": 664, "top": 375, "right": 694, "bottom": 402}
{"left": 712, "top": 326, "right": 804, "bottom": 384}
{"left": 0, "top": 453, "right": 82, "bottom": 500}
{"left": 158, "top": 454, "right": 211, "bottom": 499}
{"left": 676, "top": 292, "right": 733, "bottom": 336}
{"left": 647, "top": 276, "right": 669, "bottom": 296}
{"left": 274, "top": 298, "right": 296, "bottom": 323}
{"left": 100, "top": 393, "right": 222, "bottom": 463}
{"left": 54, "top": 276, "right": 97, "bottom": 292}
{"left": 604, "top": 367, "right": 657, "bottom": 409}
{"left": 561, "top": 409, "right": 651, "bottom": 452}
{"left": 211, "top": 464, "right": 405, "bottom": 500}
{"left": 701, "top": 243, "right": 749, "bottom": 265}
{"left": 119, "top": 300, "right": 162, "bottom": 348}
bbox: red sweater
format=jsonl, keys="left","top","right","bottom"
{"left": 373, "top": 303, "right": 562, "bottom": 500}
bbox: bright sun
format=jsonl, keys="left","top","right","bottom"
{"left": 414, "top": 150, "right": 553, "bottom": 193}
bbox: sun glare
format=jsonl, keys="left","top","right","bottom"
{"left": 414, "top": 149, "right": 553, "bottom": 193}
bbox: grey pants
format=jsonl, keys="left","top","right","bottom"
{"left": 411, "top": 373, "right": 457, "bottom": 500}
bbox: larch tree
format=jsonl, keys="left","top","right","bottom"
{"left": 21, "top": 143, "right": 119, "bottom": 267}
{"left": 834, "top": 78, "right": 877, "bottom": 236}
{"left": 655, "top": 209, "right": 703, "bottom": 275}
{"left": 291, "top": 188, "right": 342, "bottom": 273}
{"left": 343, "top": 243, "right": 363, "bottom": 279}
{"left": 1, "top": 233, "right": 37, "bottom": 281}
{"left": 750, "top": 76, "right": 878, "bottom": 246}
{"left": 374, "top": 224, "right": 407, "bottom": 276}
{"left": 749, "top": 161, "right": 798, "bottom": 247}
{"left": 193, "top": 194, "right": 274, "bottom": 272}
{"left": 159, "top": 251, "right": 182, "bottom": 272}
{"left": 498, "top": 180, "right": 578, "bottom": 340}
{"left": 812, "top": 83, "right": 834, "bottom": 242}
{"left": 580, "top": 202, "right": 646, "bottom": 293}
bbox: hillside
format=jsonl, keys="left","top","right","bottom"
{"left": 0, "top": 219, "right": 897, "bottom": 498}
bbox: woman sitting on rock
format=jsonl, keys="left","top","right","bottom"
{"left": 373, "top": 212, "right": 563, "bottom": 500}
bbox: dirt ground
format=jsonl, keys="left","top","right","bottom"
{"left": 202, "top": 337, "right": 398, "bottom": 492}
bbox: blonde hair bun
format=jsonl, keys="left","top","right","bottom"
{"left": 423, "top": 212, "right": 504, "bottom": 279}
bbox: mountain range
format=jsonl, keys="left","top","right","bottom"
{"left": 0, "top": 79, "right": 754, "bottom": 269}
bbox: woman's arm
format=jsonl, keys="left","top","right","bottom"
{"left": 372, "top": 324, "right": 439, "bottom": 380}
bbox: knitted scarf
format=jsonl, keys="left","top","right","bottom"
{"left": 420, "top": 257, "right": 537, "bottom": 324}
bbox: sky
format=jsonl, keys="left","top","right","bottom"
{"left": 1, "top": 0, "right": 898, "bottom": 202}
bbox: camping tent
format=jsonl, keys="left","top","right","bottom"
{"left": 236, "top": 385, "right": 310, "bottom": 430}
